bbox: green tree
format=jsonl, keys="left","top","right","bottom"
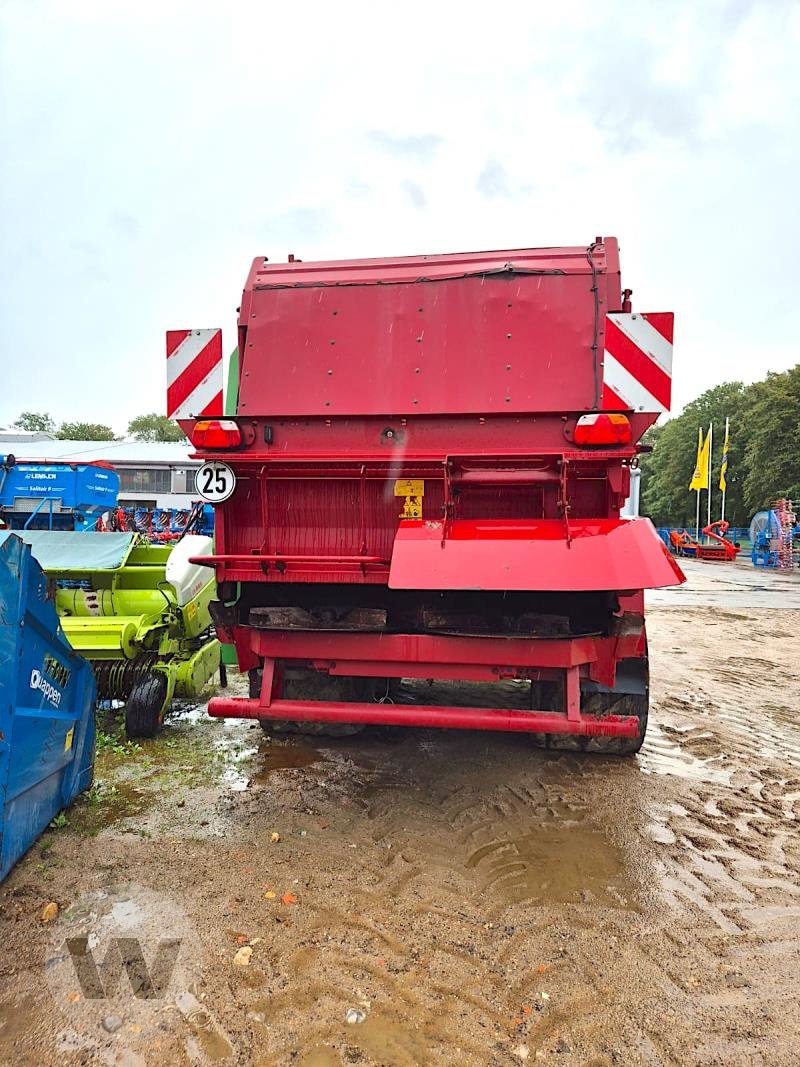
{"left": 634, "top": 424, "right": 663, "bottom": 493}
{"left": 640, "top": 381, "right": 749, "bottom": 528}
{"left": 127, "top": 413, "right": 186, "bottom": 442}
{"left": 57, "top": 421, "right": 116, "bottom": 441}
{"left": 740, "top": 366, "right": 800, "bottom": 513}
{"left": 639, "top": 365, "right": 800, "bottom": 529}
{"left": 12, "top": 411, "right": 56, "bottom": 433}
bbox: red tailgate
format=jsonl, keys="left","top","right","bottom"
{"left": 388, "top": 518, "right": 685, "bottom": 592}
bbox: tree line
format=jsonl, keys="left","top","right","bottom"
{"left": 639, "top": 364, "right": 800, "bottom": 529}
{"left": 10, "top": 411, "right": 186, "bottom": 443}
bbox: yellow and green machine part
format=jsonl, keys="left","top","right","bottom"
{"left": 11, "top": 531, "right": 222, "bottom": 737}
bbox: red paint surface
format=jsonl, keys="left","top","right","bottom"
{"left": 207, "top": 698, "right": 640, "bottom": 737}
{"left": 246, "top": 629, "right": 606, "bottom": 668}
{"left": 178, "top": 239, "right": 680, "bottom": 736}
{"left": 388, "top": 517, "right": 685, "bottom": 591}
{"left": 237, "top": 243, "right": 622, "bottom": 417}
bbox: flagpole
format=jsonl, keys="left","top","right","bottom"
{"left": 706, "top": 422, "right": 713, "bottom": 532}
{"left": 720, "top": 416, "right": 728, "bottom": 523}
{"left": 690, "top": 425, "right": 704, "bottom": 540}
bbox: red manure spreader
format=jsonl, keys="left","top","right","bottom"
{"left": 168, "top": 238, "right": 684, "bottom": 754}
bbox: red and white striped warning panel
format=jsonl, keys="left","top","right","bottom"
{"left": 602, "top": 312, "right": 673, "bottom": 413}
{"left": 166, "top": 329, "right": 223, "bottom": 420}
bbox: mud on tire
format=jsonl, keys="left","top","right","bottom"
{"left": 529, "top": 660, "right": 649, "bottom": 757}
{"left": 249, "top": 667, "right": 370, "bottom": 737}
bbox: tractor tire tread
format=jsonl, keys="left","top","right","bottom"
{"left": 125, "top": 673, "right": 168, "bottom": 739}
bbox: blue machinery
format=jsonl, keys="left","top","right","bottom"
{"left": 749, "top": 507, "right": 799, "bottom": 569}
{"left": 0, "top": 533, "right": 96, "bottom": 881}
{"left": 0, "top": 454, "right": 119, "bottom": 531}
{"left": 0, "top": 455, "right": 213, "bottom": 539}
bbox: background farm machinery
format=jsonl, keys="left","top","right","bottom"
{"left": 9, "top": 531, "right": 223, "bottom": 737}
{"left": 1, "top": 455, "right": 222, "bottom": 734}
{"left": 0, "top": 453, "right": 118, "bottom": 531}
{"left": 750, "top": 501, "right": 798, "bottom": 569}
{"left": 666, "top": 520, "right": 740, "bottom": 562}
{"left": 97, "top": 500, "right": 214, "bottom": 541}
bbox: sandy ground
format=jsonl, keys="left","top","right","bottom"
{"left": 1, "top": 558, "right": 799, "bottom": 1066}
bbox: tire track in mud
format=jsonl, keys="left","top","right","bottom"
{"left": 639, "top": 604, "right": 800, "bottom": 1063}
{"left": 7, "top": 592, "right": 798, "bottom": 1065}
{"left": 156, "top": 606, "right": 800, "bottom": 1064}
{"left": 253, "top": 690, "right": 800, "bottom": 1065}
{"left": 248, "top": 737, "right": 698, "bottom": 1064}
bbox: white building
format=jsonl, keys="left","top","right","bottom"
{"left": 0, "top": 435, "right": 200, "bottom": 509}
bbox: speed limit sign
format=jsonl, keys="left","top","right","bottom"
{"left": 194, "top": 461, "right": 236, "bottom": 503}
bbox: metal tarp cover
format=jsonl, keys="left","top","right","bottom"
{"left": 0, "top": 531, "right": 136, "bottom": 572}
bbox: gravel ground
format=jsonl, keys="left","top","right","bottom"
{"left": 0, "top": 558, "right": 798, "bottom": 1066}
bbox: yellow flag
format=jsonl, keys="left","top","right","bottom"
{"left": 719, "top": 419, "right": 729, "bottom": 492}
{"left": 689, "top": 428, "right": 710, "bottom": 491}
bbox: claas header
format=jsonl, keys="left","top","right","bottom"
{"left": 167, "top": 237, "right": 683, "bottom": 753}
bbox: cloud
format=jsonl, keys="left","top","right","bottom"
{"left": 576, "top": 38, "right": 704, "bottom": 154}
{"left": 111, "top": 210, "right": 141, "bottom": 239}
{"left": 367, "top": 130, "right": 443, "bottom": 159}
{"left": 401, "top": 180, "right": 426, "bottom": 209}
{"left": 476, "top": 161, "right": 510, "bottom": 198}
{"left": 264, "top": 206, "right": 332, "bottom": 243}
{"left": 0, "top": 0, "right": 798, "bottom": 429}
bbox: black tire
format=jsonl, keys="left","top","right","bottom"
{"left": 125, "top": 673, "right": 169, "bottom": 739}
{"left": 529, "top": 661, "right": 649, "bottom": 756}
{"left": 249, "top": 666, "right": 368, "bottom": 737}
{"left": 219, "top": 659, "right": 228, "bottom": 688}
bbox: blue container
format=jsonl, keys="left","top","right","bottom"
{"left": 0, "top": 533, "right": 96, "bottom": 881}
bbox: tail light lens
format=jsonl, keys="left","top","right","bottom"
{"left": 192, "top": 419, "right": 241, "bottom": 448}
{"left": 573, "top": 413, "right": 632, "bottom": 446}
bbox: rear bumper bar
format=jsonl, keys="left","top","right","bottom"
{"left": 223, "top": 626, "right": 643, "bottom": 687}
{"left": 207, "top": 697, "right": 639, "bottom": 737}
{"left": 208, "top": 625, "right": 645, "bottom": 737}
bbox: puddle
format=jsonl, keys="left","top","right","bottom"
{"left": 646, "top": 820, "right": 677, "bottom": 845}
{"left": 169, "top": 700, "right": 207, "bottom": 725}
{"left": 465, "top": 808, "right": 636, "bottom": 908}
{"left": 334, "top": 1008, "right": 435, "bottom": 1065}
{"left": 263, "top": 1002, "right": 440, "bottom": 1066}
{"left": 75, "top": 780, "right": 152, "bottom": 832}
{"left": 176, "top": 991, "right": 234, "bottom": 1061}
{"left": 216, "top": 730, "right": 321, "bottom": 792}
{"left": 638, "top": 723, "right": 732, "bottom": 785}
{"left": 217, "top": 740, "right": 260, "bottom": 792}
{"left": 94, "top": 689, "right": 323, "bottom": 806}
{"left": 249, "top": 741, "right": 320, "bottom": 785}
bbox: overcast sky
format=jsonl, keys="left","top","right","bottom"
{"left": 1, "top": 0, "right": 798, "bottom": 433}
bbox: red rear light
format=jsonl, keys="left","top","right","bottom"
{"left": 573, "top": 413, "right": 632, "bottom": 446}
{"left": 192, "top": 419, "right": 241, "bottom": 448}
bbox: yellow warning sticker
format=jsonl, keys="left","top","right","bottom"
{"left": 64, "top": 727, "right": 74, "bottom": 752}
{"left": 394, "top": 479, "right": 424, "bottom": 519}
{"left": 393, "top": 479, "right": 424, "bottom": 497}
